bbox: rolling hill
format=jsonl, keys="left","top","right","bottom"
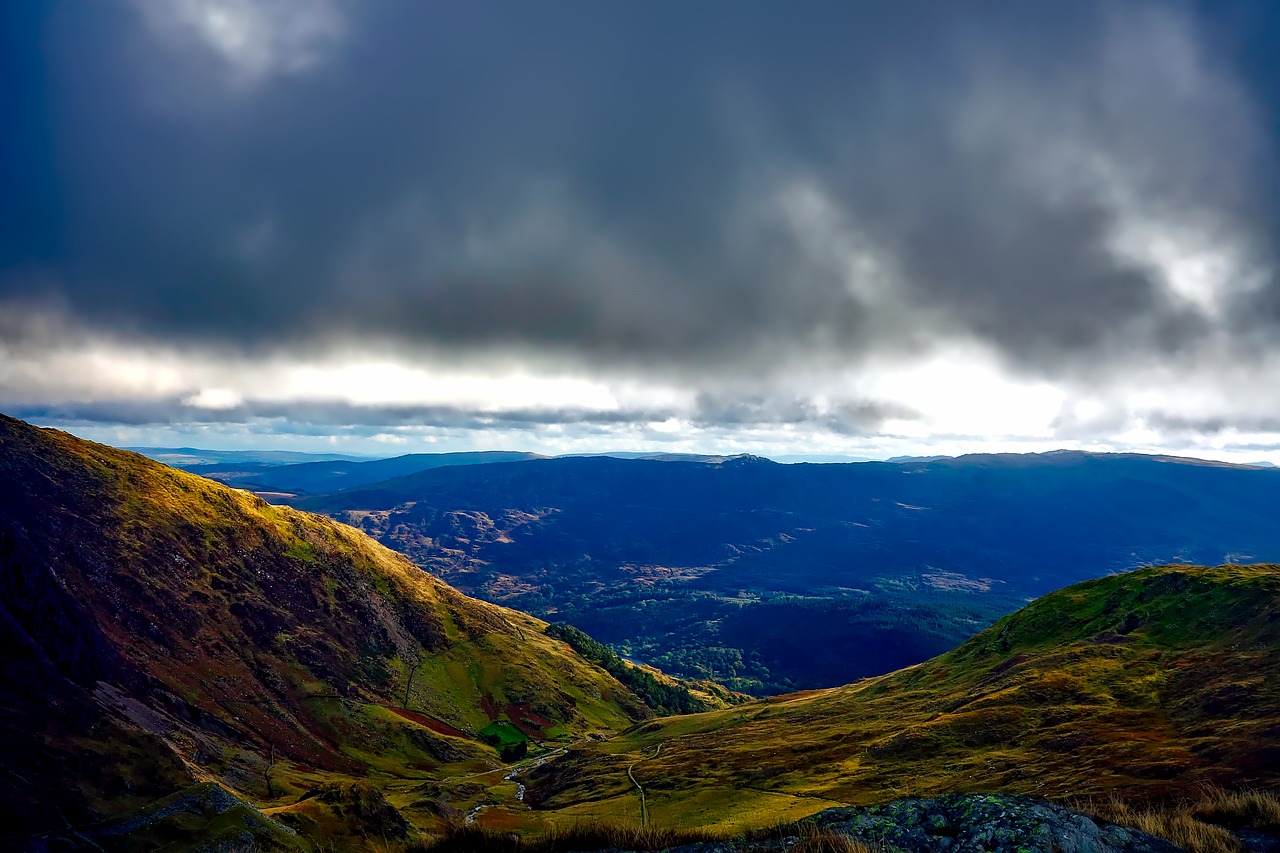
{"left": 0, "top": 415, "right": 732, "bottom": 849}
{"left": 519, "top": 563, "right": 1280, "bottom": 831}
{"left": 283, "top": 453, "right": 1280, "bottom": 693}
{"left": 126, "top": 447, "right": 374, "bottom": 467}
{"left": 164, "top": 450, "right": 546, "bottom": 496}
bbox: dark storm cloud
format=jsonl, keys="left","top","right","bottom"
{"left": 2, "top": 0, "right": 1278, "bottom": 380}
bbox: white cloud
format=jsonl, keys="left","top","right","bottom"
{"left": 130, "top": 0, "right": 345, "bottom": 90}
{"left": 184, "top": 387, "right": 244, "bottom": 410}
{"left": 10, "top": 312, "right": 1280, "bottom": 465}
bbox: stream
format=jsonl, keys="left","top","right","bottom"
{"left": 460, "top": 740, "right": 583, "bottom": 825}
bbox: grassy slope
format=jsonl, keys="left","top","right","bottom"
{"left": 524, "top": 564, "right": 1280, "bottom": 831}
{"left": 0, "top": 415, "right": 651, "bottom": 844}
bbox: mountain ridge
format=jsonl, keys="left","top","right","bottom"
{"left": 0, "top": 414, "right": 732, "bottom": 846}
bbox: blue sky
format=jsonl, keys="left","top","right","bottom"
{"left": 4, "top": 1, "right": 1280, "bottom": 460}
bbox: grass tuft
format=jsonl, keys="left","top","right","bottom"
{"left": 1190, "top": 785, "right": 1280, "bottom": 834}
{"left": 1075, "top": 785, "right": 1280, "bottom": 853}
{"left": 745, "top": 819, "right": 879, "bottom": 853}
{"left": 789, "top": 824, "right": 879, "bottom": 853}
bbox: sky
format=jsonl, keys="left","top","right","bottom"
{"left": 4, "top": 1, "right": 1280, "bottom": 461}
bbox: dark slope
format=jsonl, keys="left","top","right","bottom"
{"left": 289, "top": 452, "right": 1280, "bottom": 692}
{"left": 523, "top": 564, "right": 1280, "bottom": 830}
{"left": 0, "top": 415, "right": 652, "bottom": 843}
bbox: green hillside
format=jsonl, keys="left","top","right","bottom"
{"left": 522, "top": 564, "right": 1280, "bottom": 830}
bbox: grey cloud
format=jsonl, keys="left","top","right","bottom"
{"left": 11, "top": 390, "right": 913, "bottom": 434}
{"left": 2, "top": 0, "right": 1277, "bottom": 384}
{"left": 1141, "top": 412, "right": 1280, "bottom": 436}
{"left": 690, "top": 393, "right": 917, "bottom": 434}
{"left": 9, "top": 399, "right": 659, "bottom": 430}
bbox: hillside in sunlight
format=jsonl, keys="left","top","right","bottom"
{"left": 0, "top": 415, "right": 734, "bottom": 850}
{"left": 520, "top": 564, "right": 1280, "bottom": 831}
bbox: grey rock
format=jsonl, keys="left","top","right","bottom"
{"left": 656, "top": 794, "right": 1184, "bottom": 853}
{"left": 1236, "top": 829, "right": 1280, "bottom": 853}
{"left": 812, "top": 794, "right": 1182, "bottom": 853}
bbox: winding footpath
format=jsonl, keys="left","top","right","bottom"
{"left": 626, "top": 744, "right": 663, "bottom": 827}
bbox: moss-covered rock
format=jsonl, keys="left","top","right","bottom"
{"left": 809, "top": 794, "right": 1182, "bottom": 853}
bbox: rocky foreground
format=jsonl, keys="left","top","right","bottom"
{"left": 665, "top": 795, "right": 1182, "bottom": 853}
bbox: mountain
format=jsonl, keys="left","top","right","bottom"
{"left": 520, "top": 563, "right": 1280, "bottom": 831}
{"left": 288, "top": 452, "right": 1280, "bottom": 694}
{"left": 126, "top": 446, "right": 374, "bottom": 467}
{"left": 185, "top": 450, "right": 762, "bottom": 497}
{"left": 0, "top": 415, "right": 732, "bottom": 848}
{"left": 185, "top": 450, "right": 546, "bottom": 495}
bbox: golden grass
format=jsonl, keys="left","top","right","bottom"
{"left": 771, "top": 822, "right": 879, "bottom": 853}
{"left": 1190, "top": 784, "right": 1280, "bottom": 833}
{"left": 1075, "top": 785, "right": 1280, "bottom": 853}
{"left": 530, "top": 565, "right": 1280, "bottom": 828}
{"left": 790, "top": 830, "right": 877, "bottom": 853}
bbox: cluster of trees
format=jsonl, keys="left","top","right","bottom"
{"left": 543, "top": 623, "right": 709, "bottom": 716}
{"left": 554, "top": 585, "right": 1013, "bottom": 696}
{"left": 645, "top": 645, "right": 777, "bottom": 694}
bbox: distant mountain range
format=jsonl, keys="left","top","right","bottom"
{"left": 144, "top": 448, "right": 766, "bottom": 495}
{"left": 125, "top": 446, "right": 375, "bottom": 466}
{"left": 264, "top": 450, "right": 1280, "bottom": 693}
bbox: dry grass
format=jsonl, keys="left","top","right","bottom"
{"left": 407, "top": 821, "right": 727, "bottom": 853}
{"left": 745, "top": 819, "right": 879, "bottom": 853}
{"left": 788, "top": 824, "right": 878, "bottom": 853}
{"left": 532, "top": 564, "right": 1280, "bottom": 829}
{"left": 1190, "top": 785, "right": 1280, "bottom": 834}
{"left": 1076, "top": 785, "right": 1280, "bottom": 853}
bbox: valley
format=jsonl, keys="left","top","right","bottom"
{"left": 195, "top": 451, "right": 1280, "bottom": 694}
{"left": 15, "top": 4, "right": 1280, "bottom": 850}
{"left": 3, "top": 415, "right": 1280, "bottom": 852}
{"left": 521, "top": 563, "right": 1280, "bottom": 830}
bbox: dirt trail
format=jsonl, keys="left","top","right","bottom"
{"left": 626, "top": 744, "right": 663, "bottom": 827}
